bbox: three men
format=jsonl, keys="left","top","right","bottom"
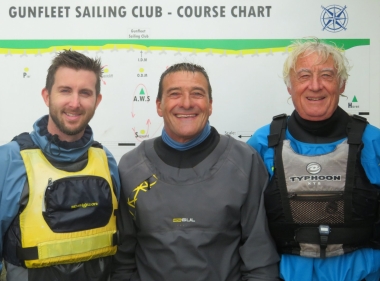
{"left": 0, "top": 50, "right": 120, "bottom": 281}
{"left": 247, "top": 39, "right": 380, "bottom": 281}
{"left": 112, "top": 63, "right": 280, "bottom": 281}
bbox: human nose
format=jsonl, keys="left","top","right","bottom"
{"left": 180, "top": 94, "right": 192, "bottom": 108}
{"left": 308, "top": 75, "right": 322, "bottom": 91}
{"left": 68, "top": 93, "right": 81, "bottom": 108}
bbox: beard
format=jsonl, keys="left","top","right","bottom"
{"left": 49, "top": 107, "right": 95, "bottom": 137}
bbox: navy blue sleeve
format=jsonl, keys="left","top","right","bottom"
{"left": 0, "top": 141, "right": 26, "bottom": 273}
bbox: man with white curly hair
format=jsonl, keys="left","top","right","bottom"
{"left": 247, "top": 39, "right": 380, "bottom": 281}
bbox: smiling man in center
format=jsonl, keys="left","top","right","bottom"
{"left": 112, "top": 63, "right": 279, "bottom": 281}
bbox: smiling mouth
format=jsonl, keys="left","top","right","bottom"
{"left": 176, "top": 114, "right": 196, "bottom": 118}
{"left": 307, "top": 97, "right": 325, "bottom": 101}
{"left": 65, "top": 112, "right": 81, "bottom": 117}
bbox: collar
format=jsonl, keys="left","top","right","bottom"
{"left": 155, "top": 126, "right": 220, "bottom": 168}
{"left": 161, "top": 121, "right": 211, "bottom": 151}
{"left": 29, "top": 115, "right": 94, "bottom": 162}
{"left": 288, "top": 107, "right": 350, "bottom": 143}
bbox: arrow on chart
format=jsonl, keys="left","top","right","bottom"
{"left": 238, "top": 135, "right": 252, "bottom": 138}
{"left": 146, "top": 119, "right": 151, "bottom": 133}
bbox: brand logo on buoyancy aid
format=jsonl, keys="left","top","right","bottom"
{"left": 71, "top": 202, "right": 99, "bottom": 209}
{"left": 306, "top": 162, "right": 321, "bottom": 174}
{"left": 289, "top": 175, "right": 342, "bottom": 182}
{"left": 282, "top": 140, "right": 346, "bottom": 189}
{"left": 289, "top": 162, "right": 342, "bottom": 184}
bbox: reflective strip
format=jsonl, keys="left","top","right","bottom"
{"left": 38, "top": 231, "right": 115, "bottom": 259}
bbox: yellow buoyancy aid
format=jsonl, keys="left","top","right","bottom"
{"left": 19, "top": 147, "right": 117, "bottom": 268}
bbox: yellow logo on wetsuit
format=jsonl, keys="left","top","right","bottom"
{"left": 128, "top": 175, "right": 157, "bottom": 219}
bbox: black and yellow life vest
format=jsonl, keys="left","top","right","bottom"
{"left": 14, "top": 134, "right": 118, "bottom": 268}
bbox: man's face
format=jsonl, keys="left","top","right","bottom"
{"left": 287, "top": 52, "right": 345, "bottom": 121}
{"left": 42, "top": 67, "right": 102, "bottom": 142}
{"left": 156, "top": 71, "right": 213, "bottom": 143}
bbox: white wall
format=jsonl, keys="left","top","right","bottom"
{"left": 0, "top": 0, "right": 378, "bottom": 161}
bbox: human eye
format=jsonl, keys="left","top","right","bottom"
{"left": 60, "top": 87, "right": 70, "bottom": 94}
{"left": 191, "top": 88, "right": 206, "bottom": 98}
{"left": 80, "top": 89, "right": 93, "bottom": 97}
{"left": 168, "top": 91, "right": 180, "bottom": 98}
{"left": 298, "top": 73, "right": 310, "bottom": 81}
{"left": 320, "top": 72, "right": 336, "bottom": 81}
{"left": 193, "top": 92, "right": 204, "bottom": 98}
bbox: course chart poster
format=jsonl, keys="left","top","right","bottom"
{"left": 0, "top": 0, "right": 379, "bottom": 160}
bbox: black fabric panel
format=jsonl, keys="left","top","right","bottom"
{"left": 27, "top": 256, "right": 112, "bottom": 281}
{"left": 352, "top": 147, "right": 380, "bottom": 220}
{"left": 264, "top": 177, "right": 287, "bottom": 222}
{"left": 43, "top": 176, "right": 113, "bottom": 233}
{"left": 270, "top": 223, "right": 376, "bottom": 249}
{"left": 268, "top": 113, "right": 288, "bottom": 147}
{"left": 3, "top": 215, "right": 24, "bottom": 267}
{"left": 344, "top": 116, "right": 368, "bottom": 222}
{"left": 12, "top": 132, "right": 39, "bottom": 150}
{"left": 266, "top": 114, "right": 293, "bottom": 222}
{"left": 294, "top": 226, "right": 372, "bottom": 245}
{"left": 17, "top": 246, "right": 38, "bottom": 261}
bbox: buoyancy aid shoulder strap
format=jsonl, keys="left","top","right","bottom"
{"left": 347, "top": 115, "right": 368, "bottom": 144}
{"left": 268, "top": 113, "right": 288, "bottom": 147}
{"left": 344, "top": 115, "right": 368, "bottom": 221}
{"left": 90, "top": 141, "right": 119, "bottom": 222}
{"left": 12, "top": 132, "right": 39, "bottom": 151}
{"left": 268, "top": 114, "right": 293, "bottom": 221}
{"left": 91, "top": 141, "right": 103, "bottom": 149}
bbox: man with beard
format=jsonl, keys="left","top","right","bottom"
{"left": 0, "top": 50, "right": 120, "bottom": 281}
{"left": 247, "top": 39, "right": 380, "bottom": 281}
{"left": 111, "top": 63, "right": 279, "bottom": 281}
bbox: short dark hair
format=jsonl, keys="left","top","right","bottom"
{"left": 157, "top": 63, "right": 212, "bottom": 101}
{"left": 45, "top": 50, "right": 103, "bottom": 95}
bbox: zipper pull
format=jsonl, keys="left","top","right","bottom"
{"left": 47, "top": 178, "right": 53, "bottom": 190}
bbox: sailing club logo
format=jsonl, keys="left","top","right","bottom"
{"left": 320, "top": 5, "right": 348, "bottom": 33}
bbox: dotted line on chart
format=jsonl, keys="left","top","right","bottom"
{"left": 0, "top": 45, "right": 297, "bottom": 57}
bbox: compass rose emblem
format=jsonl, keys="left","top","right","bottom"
{"left": 320, "top": 5, "right": 348, "bottom": 33}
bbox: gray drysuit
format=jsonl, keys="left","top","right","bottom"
{"left": 112, "top": 131, "right": 279, "bottom": 281}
